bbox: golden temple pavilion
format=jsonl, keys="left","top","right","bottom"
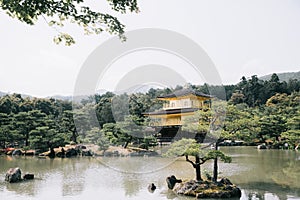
{"left": 144, "top": 89, "right": 213, "bottom": 143}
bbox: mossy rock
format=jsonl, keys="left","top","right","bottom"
{"left": 173, "top": 178, "right": 241, "bottom": 199}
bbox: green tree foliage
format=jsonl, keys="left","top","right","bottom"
{"left": 287, "top": 78, "right": 300, "bottom": 93}
{"left": 0, "top": 0, "right": 139, "bottom": 45}
{"left": 222, "top": 104, "right": 260, "bottom": 143}
{"left": 0, "top": 94, "right": 73, "bottom": 149}
{"left": 59, "top": 110, "right": 78, "bottom": 143}
{"left": 14, "top": 110, "right": 47, "bottom": 146}
{"left": 95, "top": 89, "right": 164, "bottom": 127}
{"left": 0, "top": 94, "right": 23, "bottom": 114}
{"left": 99, "top": 115, "right": 156, "bottom": 149}
{"left": 228, "top": 92, "right": 245, "bottom": 105}
{"left": 182, "top": 100, "right": 227, "bottom": 141}
{"left": 118, "top": 115, "right": 157, "bottom": 149}
{"left": 229, "top": 74, "right": 300, "bottom": 107}
{"left": 74, "top": 103, "right": 99, "bottom": 141}
{"left": 95, "top": 92, "right": 116, "bottom": 127}
{"left": 111, "top": 93, "right": 130, "bottom": 122}
{"left": 223, "top": 92, "right": 299, "bottom": 148}
{"left": 165, "top": 138, "right": 231, "bottom": 181}
{"left": 29, "top": 126, "right": 66, "bottom": 152}
{"left": 101, "top": 122, "right": 131, "bottom": 147}
{"left": 84, "top": 127, "right": 109, "bottom": 151}
{"left": 0, "top": 82, "right": 298, "bottom": 151}
{"left": 264, "top": 74, "right": 284, "bottom": 97}
{"left": 182, "top": 109, "right": 212, "bottom": 135}
{"left": 281, "top": 115, "right": 300, "bottom": 148}
{"left": 258, "top": 113, "right": 287, "bottom": 143}
{"left": 0, "top": 113, "right": 20, "bottom": 148}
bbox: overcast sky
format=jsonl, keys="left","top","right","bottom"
{"left": 1, "top": 0, "right": 300, "bottom": 97}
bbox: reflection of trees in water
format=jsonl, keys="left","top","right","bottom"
{"left": 271, "top": 159, "right": 300, "bottom": 196}
{"left": 0, "top": 156, "right": 92, "bottom": 197}
{"left": 60, "top": 158, "right": 91, "bottom": 196}
{"left": 2, "top": 149, "right": 300, "bottom": 199}
{"left": 223, "top": 147, "right": 300, "bottom": 200}
{"left": 228, "top": 179, "right": 298, "bottom": 200}
{"left": 245, "top": 191, "right": 264, "bottom": 200}
{"left": 1, "top": 156, "right": 40, "bottom": 197}
{"left": 121, "top": 173, "right": 142, "bottom": 197}
{"left": 101, "top": 157, "right": 157, "bottom": 197}
{"left": 5, "top": 180, "right": 37, "bottom": 196}
{"left": 110, "top": 157, "right": 147, "bottom": 197}
{"left": 116, "top": 157, "right": 181, "bottom": 197}
{"left": 243, "top": 186, "right": 283, "bottom": 200}
{"left": 244, "top": 190, "right": 286, "bottom": 200}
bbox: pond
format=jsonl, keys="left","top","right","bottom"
{"left": 0, "top": 146, "right": 299, "bottom": 200}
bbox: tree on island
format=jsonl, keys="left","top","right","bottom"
{"left": 181, "top": 100, "right": 230, "bottom": 182}
{"left": 0, "top": 0, "right": 139, "bottom": 45}
{"left": 165, "top": 138, "right": 231, "bottom": 181}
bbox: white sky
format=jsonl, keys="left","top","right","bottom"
{"left": 0, "top": 0, "right": 300, "bottom": 97}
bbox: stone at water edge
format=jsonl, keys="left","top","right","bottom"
{"left": 166, "top": 175, "right": 182, "bottom": 189}
{"left": 219, "top": 177, "right": 233, "bottom": 185}
{"left": 5, "top": 167, "right": 22, "bottom": 183}
{"left": 66, "top": 148, "right": 78, "bottom": 157}
{"left": 12, "top": 149, "right": 22, "bottom": 156}
{"left": 23, "top": 174, "right": 34, "bottom": 180}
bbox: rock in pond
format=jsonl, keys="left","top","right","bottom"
{"left": 5, "top": 168, "right": 34, "bottom": 183}
{"left": 171, "top": 178, "right": 241, "bottom": 199}
{"left": 5, "top": 168, "right": 22, "bottom": 183}
{"left": 148, "top": 183, "right": 156, "bottom": 192}
{"left": 23, "top": 173, "right": 34, "bottom": 180}
{"left": 166, "top": 175, "right": 182, "bottom": 189}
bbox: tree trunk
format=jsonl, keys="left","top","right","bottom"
{"left": 124, "top": 140, "right": 129, "bottom": 149}
{"left": 71, "top": 128, "right": 77, "bottom": 144}
{"left": 195, "top": 156, "right": 202, "bottom": 181}
{"left": 213, "top": 139, "right": 222, "bottom": 182}
{"left": 212, "top": 143, "right": 218, "bottom": 182}
{"left": 186, "top": 155, "right": 202, "bottom": 181}
{"left": 123, "top": 136, "right": 133, "bottom": 149}
{"left": 25, "top": 132, "right": 29, "bottom": 146}
{"left": 213, "top": 157, "right": 218, "bottom": 182}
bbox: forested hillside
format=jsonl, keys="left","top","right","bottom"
{"left": 260, "top": 71, "right": 300, "bottom": 82}
{"left": 0, "top": 73, "right": 299, "bottom": 151}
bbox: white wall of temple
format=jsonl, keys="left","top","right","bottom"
{"left": 163, "top": 98, "right": 192, "bottom": 109}
{"left": 162, "top": 98, "right": 208, "bottom": 110}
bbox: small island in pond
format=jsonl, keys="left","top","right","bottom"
{"left": 164, "top": 138, "right": 241, "bottom": 198}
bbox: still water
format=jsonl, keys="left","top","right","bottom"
{"left": 0, "top": 147, "right": 299, "bottom": 200}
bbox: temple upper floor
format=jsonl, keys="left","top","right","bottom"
{"left": 157, "top": 89, "right": 212, "bottom": 110}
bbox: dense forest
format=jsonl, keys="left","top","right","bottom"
{"left": 0, "top": 73, "right": 299, "bottom": 152}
